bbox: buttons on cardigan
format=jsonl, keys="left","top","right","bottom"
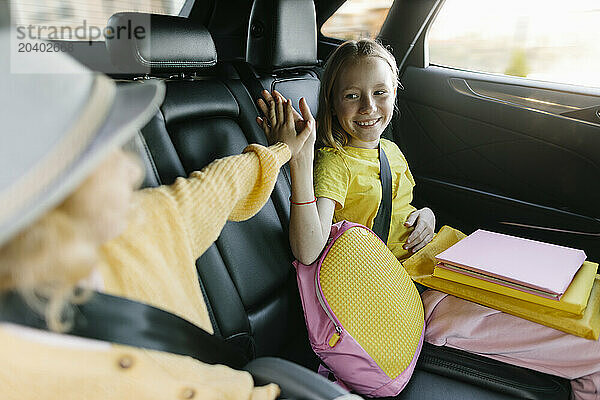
{"left": 180, "top": 388, "right": 196, "bottom": 399}
{"left": 117, "top": 355, "right": 135, "bottom": 369}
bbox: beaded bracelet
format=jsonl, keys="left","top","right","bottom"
{"left": 289, "top": 196, "right": 317, "bottom": 206}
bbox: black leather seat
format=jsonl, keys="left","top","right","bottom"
{"left": 106, "top": 7, "right": 572, "bottom": 400}
{"left": 106, "top": 12, "right": 318, "bottom": 370}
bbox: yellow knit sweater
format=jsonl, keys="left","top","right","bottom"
{"left": 0, "top": 143, "right": 290, "bottom": 400}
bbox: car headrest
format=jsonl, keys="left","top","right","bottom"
{"left": 246, "top": 0, "right": 318, "bottom": 71}
{"left": 106, "top": 13, "right": 217, "bottom": 74}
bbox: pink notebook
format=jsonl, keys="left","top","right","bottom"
{"left": 435, "top": 229, "right": 587, "bottom": 298}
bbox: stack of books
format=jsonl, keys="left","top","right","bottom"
{"left": 433, "top": 229, "right": 594, "bottom": 316}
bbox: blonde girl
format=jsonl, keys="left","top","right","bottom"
{"left": 257, "top": 39, "right": 434, "bottom": 267}
{"left": 257, "top": 38, "right": 600, "bottom": 399}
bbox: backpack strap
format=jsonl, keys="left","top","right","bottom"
{"left": 0, "top": 290, "right": 249, "bottom": 369}
{"left": 371, "top": 144, "right": 392, "bottom": 243}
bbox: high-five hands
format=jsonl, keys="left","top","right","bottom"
{"left": 256, "top": 90, "right": 315, "bottom": 160}
{"left": 403, "top": 207, "right": 435, "bottom": 253}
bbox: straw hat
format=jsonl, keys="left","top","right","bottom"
{"left": 0, "top": 13, "right": 165, "bottom": 246}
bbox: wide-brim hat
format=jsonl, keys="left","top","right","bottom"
{"left": 0, "top": 26, "right": 166, "bottom": 247}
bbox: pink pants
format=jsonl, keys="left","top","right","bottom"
{"left": 422, "top": 290, "right": 600, "bottom": 400}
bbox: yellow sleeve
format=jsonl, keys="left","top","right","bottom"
{"left": 314, "top": 148, "right": 350, "bottom": 208}
{"left": 160, "top": 142, "right": 290, "bottom": 258}
{"left": 396, "top": 148, "right": 416, "bottom": 187}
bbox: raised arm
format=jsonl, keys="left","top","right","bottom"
{"left": 289, "top": 143, "right": 335, "bottom": 265}
{"left": 159, "top": 142, "right": 291, "bottom": 258}
{"left": 257, "top": 91, "right": 334, "bottom": 265}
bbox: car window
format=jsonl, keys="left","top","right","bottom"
{"left": 428, "top": 0, "right": 600, "bottom": 88}
{"left": 11, "top": 0, "right": 188, "bottom": 41}
{"left": 321, "top": 0, "right": 393, "bottom": 40}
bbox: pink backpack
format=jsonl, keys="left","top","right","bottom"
{"left": 294, "top": 221, "right": 425, "bottom": 397}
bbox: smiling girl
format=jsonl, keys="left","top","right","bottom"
{"left": 279, "top": 39, "right": 435, "bottom": 266}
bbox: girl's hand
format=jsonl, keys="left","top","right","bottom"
{"left": 290, "top": 97, "right": 316, "bottom": 165}
{"left": 256, "top": 90, "right": 314, "bottom": 160}
{"left": 404, "top": 207, "right": 435, "bottom": 253}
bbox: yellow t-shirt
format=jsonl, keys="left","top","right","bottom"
{"left": 314, "top": 139, "right": 417, "bottom": 260}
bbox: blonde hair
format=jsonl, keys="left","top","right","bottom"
{"left": 316, "top": 39, "right": 399, "bottom": 150}
{"left": 0, "top": 150, "right": 142, "bottom": 332}
{"left": 0, "top": 203, "right": 97, "bottom": 332}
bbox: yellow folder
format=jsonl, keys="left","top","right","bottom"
{"left": 402, "top": 226, "right": 600, "bottom": 339}
{"left": 433, "top": 261, "right": 597, "bottom": 316}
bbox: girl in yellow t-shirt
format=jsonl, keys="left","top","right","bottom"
{"left": 257, "top": 39, "right": 434, "bottom": 266}
{"left": 256, "top": 39, "right": 600, "bottom": 400}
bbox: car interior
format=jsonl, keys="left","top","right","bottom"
{"left": 18, "top": 0, "right": 600, "bottom": 398}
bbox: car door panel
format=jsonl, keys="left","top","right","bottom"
{"left": 397, "top": 65, "right": 600, "bottom": 258}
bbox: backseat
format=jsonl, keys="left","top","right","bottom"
{"left": 106, "top": 5, "right": 572, "bottom": 400}
{"left": 107, "top": 11, "right": 317, "bottom": 369}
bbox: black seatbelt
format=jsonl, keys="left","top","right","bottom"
{"left": 371, "top": 144, "right": 392, "bottom": 244}
{"left": 0, "top": 290, "right": 249, "bottom": 369}
{"left": 233, "top": 60, "right": 267, "bottom": 103}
